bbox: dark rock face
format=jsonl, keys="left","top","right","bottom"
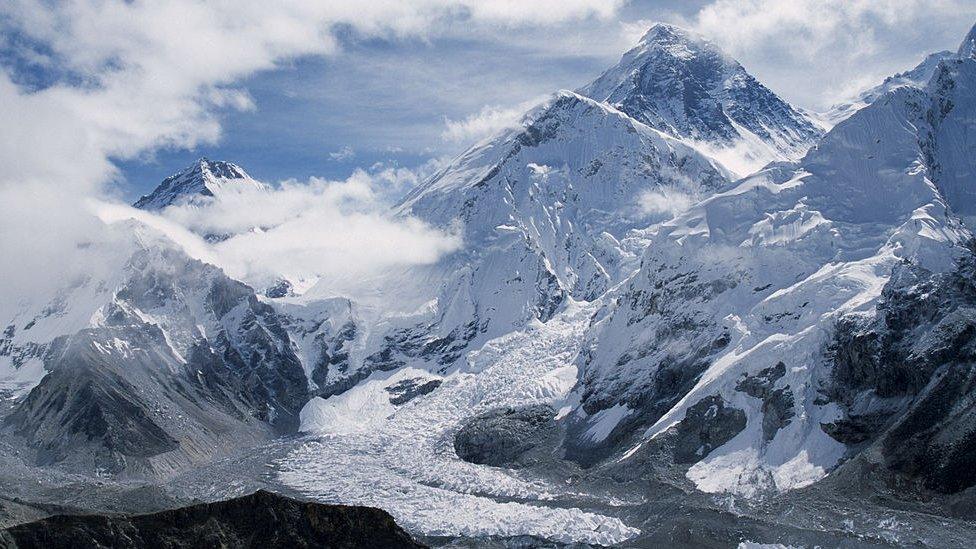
{"left": 760, "top": 388, "right": 795, "bottom": 442}
{"left": 363, "top": 318, "right": 486, "bottom": 376}
{"left": 6, "top": 328, "right": 180, "bottom": 467}
{"left": 569, "top": 252, "right": 738, "bottom": 466}
{"left": 825, "top": 248, "right": 976, "bottom": 493}
{"left": 264, "top": 279, "right": 294, "bottom": 299}
{"left": 2, "top": 247, "right": 310, "bottom": 476}
{"left": 385, "top": 378, "right": 441, "bottom": 406}
{"left": 0, "top": 490, "right": 423, "bottom": 549}
{"left": 673, "top": 395, "right": 746, "bottom": 464}
{"left": 735, "top": 362, "right": 795, "bottom": 441}
{"left": 454, "top": 405, "right": 555, "bottom": 468}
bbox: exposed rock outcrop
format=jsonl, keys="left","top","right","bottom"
{"left": 453, "top": 405, "right": 556, "bottom": 468}
{"left": 0, "top": 491, "right": 423, "bottom": 549}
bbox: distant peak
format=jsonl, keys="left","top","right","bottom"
{"left": 133, "top": 158, "right": 264, "bottom": 210}
{"left": 959, "top": 22, "right": 976, "bottom": 58}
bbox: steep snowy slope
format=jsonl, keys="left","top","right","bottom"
{"left": 133, "top": 158, "right": 266, "bottom": 211}
{"left": 579, "top": 23, "right": 823, "bottom": 176}
{"left": 925, "top": 56, "right": 976, "bottom": 226}
{"left": 356, "top": 92, "right": 731, "bottom": 386}
{"left": 574, "top": 51, "right": 976, "bottom": 496}
{"left": 960, "top": 22, "right": 976, "bottom": 59}
{"left": 0, "top": 231, "right": 133, "bottom": 399}
{"left": 823, "top": 23, "right": 976, "bottom": 128}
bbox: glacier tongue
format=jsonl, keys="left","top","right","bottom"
{"left": 278, "top": 301, "right": 640, "bottom": 545}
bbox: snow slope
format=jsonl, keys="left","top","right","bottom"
{"left": 334, "top": 90, "right": 734, "bottom": 391}
{"left": 823, "top": 22, "right": 976, "bottom": 128}
{"left": 822, "top": 51, "right": 955, "bottom": 127}
{"left": 0, "top": 227, "right": 134, "bottom": 398}
{"left": 1, "top": 218, "right": 311, "bottom": 477}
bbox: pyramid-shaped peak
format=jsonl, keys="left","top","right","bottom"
{"left": 191, "top": 157, "right": 250, "bottom": 180}
{"left": 577, "top": 22, "right": 821, "bottom": 174}
{"left": 133, "top": 158, "right": 265, "bottom": 210}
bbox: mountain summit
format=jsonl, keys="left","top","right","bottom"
{"left": 133, "top": 158, "right": 266, "bottom": 210}
{"left": 579, "top": 23, "right": 821, "bottom": 175}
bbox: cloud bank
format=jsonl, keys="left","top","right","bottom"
{"left": 0, "top": 0, "right": 621, "bottom": 300}
{"left": 91, "top": 167, "right": 461, "bottom": 303}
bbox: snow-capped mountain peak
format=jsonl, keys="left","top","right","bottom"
{"left": 635, "top": 22, "right": 717, "bottom": 61}
{"left": 959, "top": 22, "right": 976, "bottom": 58}
{"left": 578, "top": 22, "right": 822, "bottom": 177}
{"left": 133, "top": 157, "right": 266, "bottom": 210}
{"left": 824, "top": 22, "right": 976, "bottom": 127}
{"left": 822, "top": 50, "right": 955, "bottom": 127}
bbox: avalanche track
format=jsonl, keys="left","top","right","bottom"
{"left": 276, "top": 300, "right": 640, "bottom": 545}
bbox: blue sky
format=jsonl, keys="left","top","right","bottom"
{"left": 2, "top": 1, "right": 975, "bottom": 203}
{"left": 113, "top": 29, "right": 617, "bottom": 198}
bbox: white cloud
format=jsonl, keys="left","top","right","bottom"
{"left": 680, "top": 0, "right": 976, "bottom": 108}
{"left": 96, "top": 169, "right": 462, "bottom": 299}
{"left": 329, "top": 146, "right": 356, "bottom": 161}
{"left": 638, "top": 188, "right": 694, "bottom": 218}
{"left": 441, "top": 98, "right": 544, "bottom": 144}
{"left": 0, "top": 0, "right": 620, "bottom": 301}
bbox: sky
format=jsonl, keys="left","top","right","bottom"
{"left": 3, "top": 0, "right": 974, "bottom": 202}
{"left": 1, "top": 0, "right": 975, "bottom": 303}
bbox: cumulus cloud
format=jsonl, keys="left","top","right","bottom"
{"left": 97, "top": 168, "right": 462, "bottom": 300}
{"left": 0, "top": 0, "right": 620, "bottom": 300}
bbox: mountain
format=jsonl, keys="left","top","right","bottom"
{"left": 822, "top": 51, "right": 955, "bottom": 126}
{"left": 347, "top": 92, "right": 732, "bottom": 388}
{"left": 824, "top": 23, "right": 976, "bottom": 127}
{"left": 579, "top": 23, "right": 823, "bottom": 176}
{"left": 0, "top": 490, "right": 423, "bottom": 549}
{"left": 569, "top": 33, "right": 976, "bottom": 497}
{"left": 9, "top": 20, "right": 976, "bottom": 548}
{"left": 960, "top": 22, "right": 976, "bottom": 59}
{"left": 1, "top": 227, "right": 310, "bottom": 477}
{"left": 133, "top": 158, "right": 266, "bottom": 211}
{"left": 344, "top": 26, "right": 824, "bottom": 393}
